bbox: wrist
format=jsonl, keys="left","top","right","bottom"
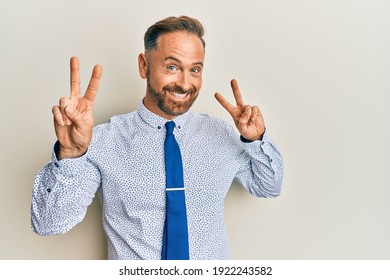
{"left": 240, "top": 129, "right": 265, "bottom": 143}
{"left": 55, "top": 142, "right": 87, "bottom": 160}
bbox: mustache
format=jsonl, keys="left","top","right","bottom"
{"left": 162, "top": 85, "right": 196, "bottom": 95}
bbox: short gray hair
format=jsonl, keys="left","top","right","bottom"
{"left": 144, "top": 16, "right": 205, "bottom": 51}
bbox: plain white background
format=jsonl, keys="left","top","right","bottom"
{"left": 1, "top": 0, "right": 389, "bottom": 259}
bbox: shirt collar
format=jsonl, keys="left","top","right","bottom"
{"left": 137, "top": 99, "right": 192, "bottom": 131}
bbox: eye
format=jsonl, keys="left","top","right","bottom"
{"left": 191, "top": 67, "right": 201, "bottom": 74}
{"left": 167, "top": 65, "right": 178, "bottom": 71}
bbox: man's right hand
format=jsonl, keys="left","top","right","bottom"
{"left": 52, "top": 57, "right": 102, "bottom": 160}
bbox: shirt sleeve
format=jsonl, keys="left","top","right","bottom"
{"left": 31, "top": 142, "right": 101, "bottom": 235}
{"left": 234, "top": 131, "right": 284, "bottom": 198}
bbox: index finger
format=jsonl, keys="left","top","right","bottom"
{"left": 83, "top": 64, "right": 102, "bottom": 101}
{"left": 230, "top": 79, "right": 245, "bottom": 107}
{"left": 214, "top": 92, "right": 235, "bottom": 115}
{"left": 70, "top": 56, "right": 80, "bottom": 98}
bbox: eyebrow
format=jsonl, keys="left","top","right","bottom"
{"left": 164, "top": 56, "right": 203, "bottom": 67}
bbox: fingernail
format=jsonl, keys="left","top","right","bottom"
{"left": 65, "top": 105, "right": 74, "bottom": 114}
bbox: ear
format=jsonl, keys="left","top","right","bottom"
{"left": 138, "top": 53, "right": 147, "bottom": 79}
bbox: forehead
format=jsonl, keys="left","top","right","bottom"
{"left": 153, "top": 31, "right": 205, "bottom": 63}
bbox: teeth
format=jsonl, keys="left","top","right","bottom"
{"left": 173, "top": 92, "right": 187, "bottom": 99}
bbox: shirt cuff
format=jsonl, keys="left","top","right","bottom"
{"left": 51, "top": 141, "right": 88, "bottom": 176}
{"left": 241, "top": 131, "right": 274, "bottom": 158}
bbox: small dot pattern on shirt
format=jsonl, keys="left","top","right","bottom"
{"left": 31, "top": 101, "right": 283, "bottom": 259}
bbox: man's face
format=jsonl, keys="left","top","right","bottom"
{"left": 140, "top": 31, "right": 205, "bottom": 119}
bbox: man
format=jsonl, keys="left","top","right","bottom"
{"left": 31, "top": 16, "right": 283, "bottom": 260}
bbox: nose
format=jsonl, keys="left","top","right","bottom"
{"left": 177, "top": 71, "right": 191, "bottom": 91}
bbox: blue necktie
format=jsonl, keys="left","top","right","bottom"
{"left": 161, "top": 121, "right": 190, "bottom": 260}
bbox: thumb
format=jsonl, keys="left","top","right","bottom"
{"left": 65, "top": 105, "right": 86, "bottom": 128}
{"left": 238, "top": 106, "right": 251, "bottom": 126}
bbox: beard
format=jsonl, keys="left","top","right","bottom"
{"left": 146, "top": 77, "right": 199, "bottom": 117}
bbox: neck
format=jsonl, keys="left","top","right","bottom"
{"left": 143, "top": 94, "right": 176, "bottom": 120}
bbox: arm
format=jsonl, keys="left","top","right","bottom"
{"left": 215, "top": 79, "right": 283, "bottom": 197}
{"left": 31, "top": 57, "right": 103, "bottom": 235}
{"left": 235, "top": 132, "right": 283, "bottom": 198}
{"left": 31, "top": 143, "right": 101, "bottom": 235}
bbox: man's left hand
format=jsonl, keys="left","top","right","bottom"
{"left": 215, "top": 79, "right": 265, "bottom": 141}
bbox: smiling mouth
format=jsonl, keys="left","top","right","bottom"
{"left": 168, "top": 91, "right": 188, "bottom": 100}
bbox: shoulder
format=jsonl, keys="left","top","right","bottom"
{"left": 91, "top": 111, "right": 137, "bottom": 142}
{"left": 194, "top": 111, "right": 231, "bottom": 126}
{"left": 95, "top": 111, "right": 136, "bottom": 130}
{"left": 189, "top": 111, "right": 237, "bottom": 136}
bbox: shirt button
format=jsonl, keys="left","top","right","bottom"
{"left": 54, "top": 162, "right": 59, "bottom": 168}
{"left": 157, "top": 126, "right": 161, "bottom": 129}
{"left": 46, "top": 188, "right": 51, "bottom": 193}
{"left": 178, "top": 125, "right": 181, "bottom": 129}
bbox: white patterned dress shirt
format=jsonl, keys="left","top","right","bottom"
{"left": 31, "top": 101, "right": 283, "bottom": 259}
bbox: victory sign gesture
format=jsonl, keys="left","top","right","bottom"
{"left": 52, "top": 57, "right": 102, "bottom": 160}
{"left": 215, "top": 79, "right": 265, "bottom": 141}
